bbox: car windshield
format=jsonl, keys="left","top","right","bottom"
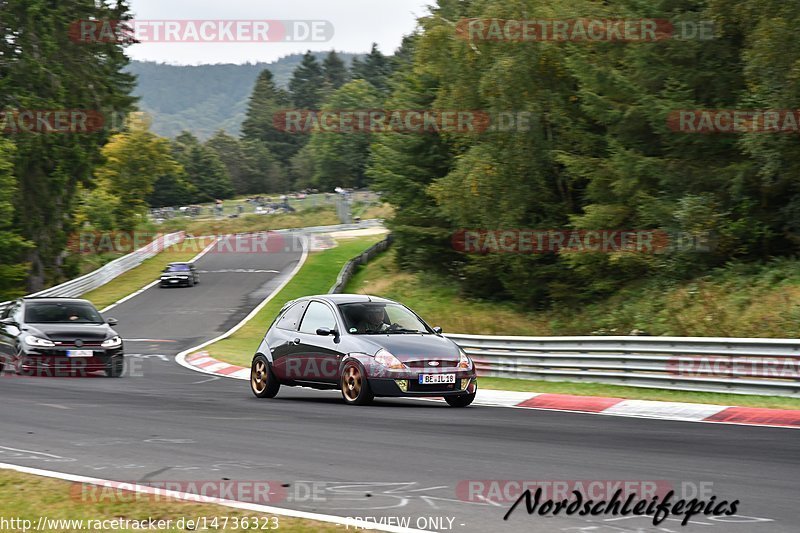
{"left": 338, "top": 303, "right": 430, "bottom": 334}
{"left": 24, "top": 302, "right": 105, "bottom": 324}
{"left": 165, "top": 264, "right": 191, "bottom": 272}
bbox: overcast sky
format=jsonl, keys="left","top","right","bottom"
{"left": 126, "top": 0, "right": 432, "bottom": 64}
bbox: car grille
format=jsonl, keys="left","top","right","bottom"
{"left": 53, "top": 341, "right": 103, "bottom": 347}
{"left": 408, "top": 379, "right": 462, "bottom": 392}
{"left": 405, "top": 360, "right": 456, "bottom": 369}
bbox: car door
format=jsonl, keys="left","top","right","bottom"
{"left": 294, "top": 300, "right": 342, "bottom": 384}
{"left": 267, "top": 301, "right": 308, "bottom": 380}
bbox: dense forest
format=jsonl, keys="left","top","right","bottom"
{"left": 2, "top": 0, "right": 800, "bottom": 314}
{"left": 128, "top": 53, "right": 361, "bottom": 139}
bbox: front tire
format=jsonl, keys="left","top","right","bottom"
{"left": 11, "top": 348, "right": 24, "bottom": 375}
{"left": 341, "top": 361, "right": 373, "bottom": 405}
{"left": 106, "top": 357, "right": 124, "bottom": 378}
{"left": 251, "top": 354, "right": 280, "bottom": 398}
{"left": 445, "top": 392, "right": 476, "bottom": 407}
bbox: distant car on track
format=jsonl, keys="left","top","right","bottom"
{"left": 0, "top": 298, "right": 124, "bottom": 377}
{"left": 250, "top": 294, "right": 477, "bottom": 406}
{"left": 159, "top": 262, "right": 199, "bottom": 287}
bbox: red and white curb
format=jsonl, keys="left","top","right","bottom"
{"left": 182, "top": 352, "right": 800, "bottom": 429}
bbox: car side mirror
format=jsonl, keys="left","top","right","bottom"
{"left": 0, "top": 317, "right": 17, "bottom": 326}
{"left": 432, "top": 326, "right": 443, "bottom": 334}
{"left": 107, "top": 318, "right": 119, "bottom": 326}
{"left": 316, "top": 327, "right": 334, "bottom": 336}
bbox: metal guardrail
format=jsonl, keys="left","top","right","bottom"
{"left": 0, "top": 231, "right": 185, "bottom": 313}
{"left": 330, "top": 234, "right": 393, "bottom": 294}
{"left": 446, "top": 334, "right": 800, "bottom": 397}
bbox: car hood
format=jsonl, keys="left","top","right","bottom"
{"left": 355, "top": 334, "right": 461, "bottom": 364}
{"left": 26, "top": 323, "right": 116, "bottom": 342}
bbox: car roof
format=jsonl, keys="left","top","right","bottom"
{"left": 21, "top": 297, "right": 94, "bottom": 305}
{"left": 168, "top": 262, "right": 193, "bottom": 266}
{"left": 293, "top": 294, "right": 398, "bottom": 305}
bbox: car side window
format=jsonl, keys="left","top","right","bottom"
{"left": 298, "top": 301, "right": 337, "bottom": 334}
{"left": 275, "top": 302, "right": 308, "bottom": 331}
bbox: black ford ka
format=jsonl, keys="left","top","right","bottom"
{"left": 250, "top": 294, "right": 477, "bottom": 406}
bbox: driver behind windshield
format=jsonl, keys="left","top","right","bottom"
{"left": 356, "top": 306, "right": 389, "bottom": 333}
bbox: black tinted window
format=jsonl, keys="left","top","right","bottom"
{"left": 275, "top": 302, "right": 307, "bottom": 331}
{"left": 24, "top": 302, "right": 104, "bottom": 324}
{"left": 299, "top": 301, "right": 337, "bottom": 334}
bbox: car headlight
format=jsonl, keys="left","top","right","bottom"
{"left": 375, "top": 348, "right": 405, "bottom": 369}
{"left": 101, "top": 336, "right": 122, "bottom": 348}
{"left": 457, "top": 349, "right": 472, "bottom": 370}
{"left": 25, "top": 335, "right": 55, "bottom": 348}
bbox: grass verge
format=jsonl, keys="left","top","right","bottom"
{"left": 160, "top": 206, "right": 340, "bottom": 237}
{"left": 206, "top": 235, "right": 384, "bottom": 368}
{"left": 0, "top": 470, "right": 354, "bottom": 532}
{"left": 81, "top": 238, "right": 211, "bottom": 310}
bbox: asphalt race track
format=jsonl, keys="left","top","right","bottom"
{"left": 1, "top": 232, "right": 798, "bottom": 532}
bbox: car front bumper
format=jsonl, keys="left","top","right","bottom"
{"left": 368, "top": 375, "right": 477, "bottom": 397}
{"left": 15, "top": 347, "right": 124, "bottom": 376}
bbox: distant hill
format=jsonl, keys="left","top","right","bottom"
{"left": 126, "top": 52, "right": 361, "bottom": 140}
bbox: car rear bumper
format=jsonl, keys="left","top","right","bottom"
{"left": 160, "top": 277, "right": 191, "bottom": 286}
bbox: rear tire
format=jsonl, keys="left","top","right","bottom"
{"left": 251, "top": 354, "right": 280, "bottom": 398}
{"left": 341, "top": 361, "right": 373, "bottom": 405}
{"left": 106, "top": 357, "right": 124, "bottom": 378}
{"left": 445, "top": 392, "right": 475, "bottom": 407}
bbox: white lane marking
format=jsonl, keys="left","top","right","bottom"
{"left": 470, "top": 389, "right": 541, "bottom": 407}
{"left": 123, "top": 339, "right": 177, "bottom": 343}
{"left": 191, "top": 376, "right": 221, "bottom": 385}
{"left": 37, "top": 403, "right": 71, "bottom": 410}
{"left": 125, "top": 354, "right": 169, "bottom": 361}
{"left": 198, "top": 269, "right": 280, "bottom": 274}
{"left": 100, "top": 237, "right": 219, "bottom": 314}
{"left": 0, "top": 462, "right": 431, "bottom": 533}
{"left": 100, "top": 279, "right": 160, "bottom": 314}
{"left": 603, "top": 399, "right": 730, "bottom": 421}
{"left": 0, "top": 447, "right": 76, "bottom": 462}
{"left": 175, "top": 235, "right": 309, "bottom": 377}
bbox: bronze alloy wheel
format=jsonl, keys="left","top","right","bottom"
{"left": 251, "top": 355, "right": 280, "bottom": 398}
{"left": 252, "top": 360, "right": 267, "bottom": 394}
{"left": 341, "top": 362, "right": 373, "bottom": 405}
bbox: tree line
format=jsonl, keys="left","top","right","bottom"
{"left": 3, "top": 0, "right": 800, "bottom": 311}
